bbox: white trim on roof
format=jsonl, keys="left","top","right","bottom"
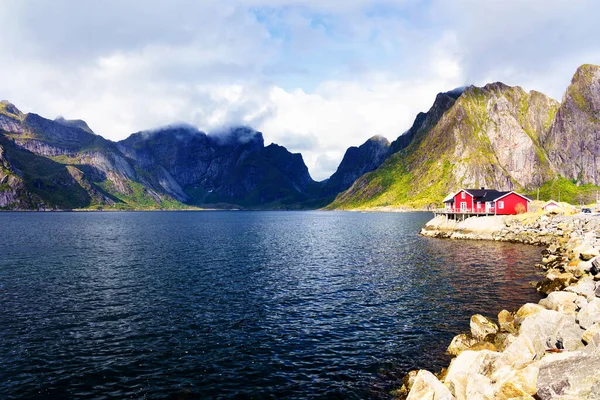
{"left": 492, "top": 191, "right": 533, "bottom": 202}
{"left": 442, "top": 191, "right": 458, "bottom": 203}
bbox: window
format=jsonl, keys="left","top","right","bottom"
{"left": 477, "top": 202, "right": 481, "bottom": 208}
{"left": 461, "top": 191, "right": 465, "bottom": 199}
{"left": 498, "top": 201, "right": 504, "bottom": 209}
{"left": 486, "top": 202, "right": 491, "bottom": 210}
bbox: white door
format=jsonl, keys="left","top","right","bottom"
{"left": 460, "top": 202, "right": 467, "bottom": 212}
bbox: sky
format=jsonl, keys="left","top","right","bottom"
{"left": 1, "top": 0, "right": 599, "bottom": 180}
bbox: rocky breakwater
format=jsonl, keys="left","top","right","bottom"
{"left": 397, "top": 214, "right": 600, "bottom": 399}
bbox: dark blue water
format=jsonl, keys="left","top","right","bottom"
{"left": 0, "top": 211, "right": 543, "bottom": 399}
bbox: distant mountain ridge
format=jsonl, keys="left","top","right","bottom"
{"left": 0, "top": 102, "right": 385, "bottom": 210}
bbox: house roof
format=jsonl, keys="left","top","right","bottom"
{"left": 445, "top": 188, "right": 532, "bottom": 203}
{"left": 493, "top": 191, "right": 533, "bottom": 203}
{"left": 464, "top": 189, "right": 510, "bottom": 202}
{"left": 543, "top": 200, "right": 560, "bottom": 207}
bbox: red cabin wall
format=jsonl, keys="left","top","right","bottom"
{"left": 495, "top": 193, "right": 529, "bottom": 215}
{"left": 453, "top": 190, "right": 474, "bottom": 212}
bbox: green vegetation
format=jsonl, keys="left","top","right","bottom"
{"left": 96, "top": 180, "right": 188, "bottom": 210}
{"left": 529, "top": 176, "right": 600, "bottom": 205}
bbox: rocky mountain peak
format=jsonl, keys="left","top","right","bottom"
{"left": 367, "top": 135, "right": 390, "bottom": 145}
{"left": 54, "top": 116, "right": 95, "bottom": 134}
{"left": 0, "top": 100, "right": 24, "bottom": 120}
{"left": 210, "top": 126, "right": 265, "bottom": 149}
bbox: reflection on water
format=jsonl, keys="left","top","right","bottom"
{"left": 0, "top": 211, "right": 542, "bottom": 399}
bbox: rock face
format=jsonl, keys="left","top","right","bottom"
{"left": 544, "top": 64, "right": 600, "bottom": 185}
{"left": 323, "top": 135, "right": 391, "bottom": 195}
{"left": 117, "top": 126, "right": 321, "bottom": 207}
{"left": 329, "top": 64, "right": 600, "bottom": 210}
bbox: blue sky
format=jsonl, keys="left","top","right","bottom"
{"left": 0, "top": 0, "right": 599, "bottom": 180}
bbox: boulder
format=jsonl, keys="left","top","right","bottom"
{"left": 583, "top": 322, "right": 600, "bottom": 345}
{"left": 447, "top": 333, "right": 479, "bottom": 356}
{"left": 464, "top": 373, "right": 495, "bottom": 399}
{"left": 536, "top": 352, "right": 600, "bottom": 399}
{"left": 406, "top": 370, "right": 455, "bottom": 400}
{"left": 576, "top": 295, "right": 589, "bottom": 310}
{"left": 497, "top": 310, "right": 517, "bottom": 333}
{"left": 538, "top": 291, "right": 578, "bottom": 314}
{"left": 515, "top": 303, "right": 546, "bottom": 325}
{"left": 566, "top": 276, "right": 596, "bottom": 299}
{"left": 536, "top": 272, "right": 575, "bottom": 295}
{"left": 445, "top": 350, "right": 500, "bottom": 399}
{"left": 470, "top": 314, "right": 498, "bottom": 341}
{"left": 578, "top": 298, "right": 600, "bottom": 329}
{"left": 580, "top": 247, "right": 600, "bottom": 261}
{"left": 497, "top": 310, "right": 582, "bottom": 369}
{"left": 492, "top": 363, "right": 539, "bottom": 400}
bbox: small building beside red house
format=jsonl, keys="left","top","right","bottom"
{"left": 443, "top": 188, "right": 531, "bottom": 216}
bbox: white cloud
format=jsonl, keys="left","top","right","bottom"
{"left": 0, "top": 0, "right": 599, "bottom": 180}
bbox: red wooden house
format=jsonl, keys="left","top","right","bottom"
{"left": 443, "top": 188, "right": 531, "bottom": 215}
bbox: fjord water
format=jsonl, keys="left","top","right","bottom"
{"left": 0, "top": 211, "right": 542, "bottom": 399}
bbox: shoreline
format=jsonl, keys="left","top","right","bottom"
{"left": 398, "top": 212, "right": 600, "bottom": 399}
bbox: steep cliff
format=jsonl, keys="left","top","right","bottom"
{"left": 328, "top": 82, "right": 560, "bottom": 209}
{"left": 322, "top": 135, "right": 391, "bottom": 195}
{"left": 117, "top": 126, "right": 322, "bottom": 208}
{"left": 544, "top": 64, "right": 600, "bottom": 185}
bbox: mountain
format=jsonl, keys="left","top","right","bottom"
{"left": 0, "top": 104, "right": 335, "bottom": 210}
{"left": 328, "top": 65, "right": 600, "bottom": 209}
{"left": 116, "top": 125, "right": 323, "bottom": 208}
{"left": 543, "top": 64, "right": 600, "bottom": 185}
{"left": 322, "top": 135, "right": 391, "bottom": 195}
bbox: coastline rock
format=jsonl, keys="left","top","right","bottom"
{"left": 578, "top": 298, "right": 600, "bottom": 329}
{"left": 445, "top": 350, "right": 500, "bottom": 399}
{"left": 538, "top": 291, "right": 578, "bottom": 314}
{"left": 583, "top": 323, "right": 600, "bottom": 345}
{"left": 470, "top": 314, "right": 499, "bottom": 341}
{"left": 406, "top": 370, "right": 455, "bottom": 400}
{"left": 447, "top": 333, "right": 480, "bottom": 356}
{"left": 536, "top": 352, "right": 600, "bottom": 399}
{"left": 580, "top": 247, "right": 600, "bottom": 261}
{"left": 515, "top": 303, "right": 546, "bottom": 324}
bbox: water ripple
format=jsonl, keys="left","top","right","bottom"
{"left": 0, "top": 211, "right": 543, "bottom": 399}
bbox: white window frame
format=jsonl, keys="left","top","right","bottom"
{"left": 461, "top": 191, "right": 466, "bottom": 199}
{"left": 498, "top": 201, "right": 504, "bottom": 209}
{"left": 485, "top": 201, "right": 492, "bottom": 211}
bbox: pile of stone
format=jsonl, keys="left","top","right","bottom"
{"left": 399, "top": 214, "right": 600, "bottom": 399}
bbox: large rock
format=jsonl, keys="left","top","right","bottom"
{"left": 492, "top": 363, "right": 539, "bottom": 400}
{"left": 497, "top": 310, "right": 583, "bottom": 369}
{"left": 498, "top": 310, "right": 517, "bottom": 333}
{"left": 470, "top": 314, "right": 498, "bottom": 341}
{"left": 583, "top": 322, "right": 600, "bottom": 345}
{"left": 445, "top": 350, "right": 500, "bottom": 399}
{"left": 538, "top": 291, "right": 578, "bottom": 314}
{"left": 579, "top": 298, "right": 600, "bottom": 329}
{"left": 447, "top": 334, "right": 481, "bottom": 356}
{"left": 580, "top": 247, "right": 600, "bottom": 261}
{"left": 406, "top": 370, "right": 455, "bottom": 400}
{"left": 536, "top": 352, "right": 600, "bottom": 399}
{"left": 566, "top": 277, "right": 597, "bottom": 299}
{"left": 515, "top": 303, "right": 547, "bottom": 325}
